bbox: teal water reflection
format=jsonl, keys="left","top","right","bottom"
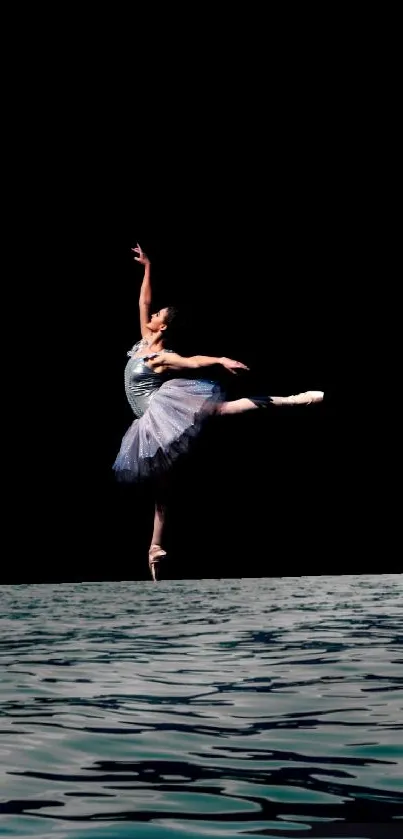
{"left": 1, "top": 575, "right": 402, "bottom": 838}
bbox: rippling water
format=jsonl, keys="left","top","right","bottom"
{"left": 1, "top": 575, "right": 402, "bottom": 839}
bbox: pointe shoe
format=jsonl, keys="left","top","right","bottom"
{"left": 148, "top": 544, "right": 167, "bottom": 582}
{"left": 270, "top": 390, "right": 324, "bottom": 406}
{"left": 287, "top": 390, "right": 324, "bottom": 405}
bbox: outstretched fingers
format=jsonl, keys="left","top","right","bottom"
{"left": 131, "top": 243, "right": 145, "bottom": 263}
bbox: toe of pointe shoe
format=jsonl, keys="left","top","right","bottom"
{"left": 290, "top": 390, "right": 324, "bottom": 405}
{"left": 148, "top": 548, "right": 167, "bottom": 582}
{"left": 307, "top": 390, "right": 324, "bottom": 403}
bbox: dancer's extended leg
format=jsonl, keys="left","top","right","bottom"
{"left": 215, "top": 390, "right": 324, "bottom": 416}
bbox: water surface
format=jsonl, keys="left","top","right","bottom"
{"left": 1, "top": 574, "right": 402, "bottom": 838}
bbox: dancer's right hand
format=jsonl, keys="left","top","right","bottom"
{"left": 220, "top": 357, "right": 250, "bottom": 374}
{"left": 131, "top": 243, "right": 150, "bottom": 266}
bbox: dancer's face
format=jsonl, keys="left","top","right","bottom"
{"left": 147, "top": 308, "right": 169, "bottom": 333}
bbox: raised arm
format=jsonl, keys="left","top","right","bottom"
{"left": 131, "top": 243, "right": 152, "bottom": 339}
{"left": 149, "top": 352, "right": 249, "bottom": 375}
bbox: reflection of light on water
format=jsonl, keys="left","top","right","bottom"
{"left": 0, "top": 575, "right": 402, "bottom": 836}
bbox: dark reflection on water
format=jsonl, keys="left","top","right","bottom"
{"left": 1, "top": 575, "right": 402, "bottom": 838}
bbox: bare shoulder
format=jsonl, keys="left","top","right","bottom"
{"left": 146, "top": 350, "right": 179, "bottom": 373}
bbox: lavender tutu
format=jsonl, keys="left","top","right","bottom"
{"left": 113, "top": 341, "right": 223, "bottom": 482}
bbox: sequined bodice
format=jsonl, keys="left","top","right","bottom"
{"left": 124, "top": 338, "right": 171, "bottom": 417}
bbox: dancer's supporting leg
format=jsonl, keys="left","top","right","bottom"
{"left": 148, "top": 479, "right": 168, "bottom": 582}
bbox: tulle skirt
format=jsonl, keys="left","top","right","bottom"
{"left": 113, "top": 378, "right": 223, "bottom": 483}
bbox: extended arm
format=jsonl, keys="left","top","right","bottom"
{"left": 131, "top": 243, "right": 152, "bottom": 339}
{"left": 149, "top": 352, "right": 249, "bottom": 374}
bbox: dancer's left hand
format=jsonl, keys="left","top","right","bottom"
{"left": 131, "top": 243, "right": 150, "bottom": 266}
{"left": 220, "top": 357, "right": 250, "bottom": 374}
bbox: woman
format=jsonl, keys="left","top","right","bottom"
{"left": 114, "top": 244, "right": 323, "bottom": 580}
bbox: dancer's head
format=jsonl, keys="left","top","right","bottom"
{"left": 147, "top": 306, "right": 179, "bottom": 343}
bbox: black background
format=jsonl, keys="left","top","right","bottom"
{"left": 5, "top": 28, "right": 368, "bottom": 584}
{"left": 9, "top": 207, "right": 339, "bottom": 583}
